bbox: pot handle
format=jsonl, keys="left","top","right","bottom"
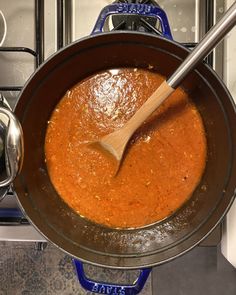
{"left": 74, "top": 260, "right": 151, "bottom": 295}
{"left": 92, "top": 3, "right": 173, "bottom": 40}
{"left": 0, "top": 107, "right": 24, "bottom": 187}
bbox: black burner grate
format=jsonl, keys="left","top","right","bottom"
{"left": 0, "top": 0, "right": 65, "bottom": 92}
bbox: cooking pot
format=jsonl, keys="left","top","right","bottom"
{"left": 0, "top": 3, "right": 236, "bottom": 294}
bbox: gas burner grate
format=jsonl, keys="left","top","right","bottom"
{"left": 0, "top": 0, "right": 62, "bottom": 92}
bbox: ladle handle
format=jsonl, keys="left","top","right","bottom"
{"left": 167, "top": 1, "right": 236, "bottom": 88}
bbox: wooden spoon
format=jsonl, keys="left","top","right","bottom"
{"left": 95, "top": 2, "right": 236, "bottom": 163}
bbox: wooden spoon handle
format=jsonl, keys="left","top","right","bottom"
{"left": 124, "top": 80, "right": 174, "bottom": 134}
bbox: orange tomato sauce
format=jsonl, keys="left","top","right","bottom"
{"left": 45, "top": 68, "right": 207, "bottom": 229}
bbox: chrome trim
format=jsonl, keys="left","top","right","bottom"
{"left": 0, "top": 107, "right": 23, "bottom": 187}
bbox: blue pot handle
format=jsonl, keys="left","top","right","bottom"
{"left": 91, "top": 3, "right": 173, "bottom": 40}
{"left": 0, "top": 208, "right": 24, "bottom": 218}
{"left": 74, "top": 260, "right": 151, "bottom": 295}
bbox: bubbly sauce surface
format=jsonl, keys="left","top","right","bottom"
{"left": 45, "top": 68, "right": 207, "bottom": 228}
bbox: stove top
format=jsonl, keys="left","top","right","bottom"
{"left": 0, "top": 0, "right": 234, "bottom": 266}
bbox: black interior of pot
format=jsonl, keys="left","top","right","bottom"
{"left": 14, "top": 32, "right": 236, "bottom": 268}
